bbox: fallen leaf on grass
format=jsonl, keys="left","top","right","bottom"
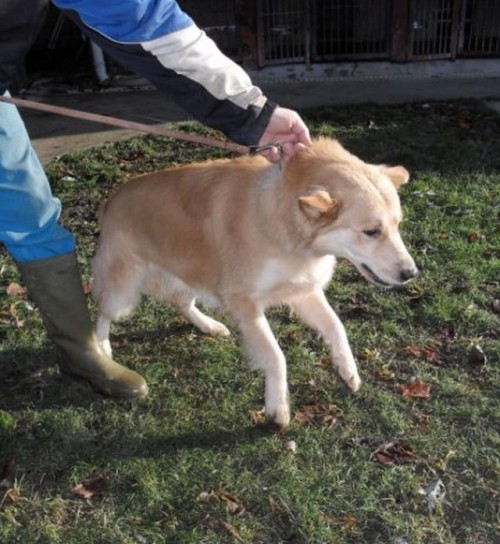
{"left": 6, "top": 282, "right": 27, "bottom": 297}
{"left": 198, "top": 489, "right": 246, "bottom": 516}
{"left": 319, "top": 512, "right": 357, "bottom": 532}
{"left": 374, "top": 439, "right": 421, "bottom": 466}
{"left": 294, "top": 403, "right": 342, "bottom": 427}
{"left": 221, "top": 521, "right": 244, "bottom": 542}
{"left": 397, "top": 379, "right": 431, "bottom": 399}
{"left": 218, "top": 490, "right": 246, "bottom": 516}
{"left": 249, "top": 409, "right": 266, "bottom": 425}
{"left": 435, "top": 450, "right": 456, "bottom": 472}
{"left": 492, "top": 299, "right": 500, "bottom": 314}
{"left": 342, "top": 515, "right": 357, "bottom": 530}
{"left": 468, "top": 231, "right": 485, "bottom": 243}
{"left": 0, "top": 301, "right": 32, "bottom": 328}
{"left": 72, "top": 475, "right": 108, "bottom": 500}
{"left": 373, "top": 364, "right": 395, "bottom": 381}
{"left": 403, "top": 345, "right": 443, "bottom": 365}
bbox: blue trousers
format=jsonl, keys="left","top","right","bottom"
{"left": 0, "top": 92, "right": 75, "bottom": 262}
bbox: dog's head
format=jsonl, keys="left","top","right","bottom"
{"left": 285, "top": 138, "right": 418, "bottom": 287}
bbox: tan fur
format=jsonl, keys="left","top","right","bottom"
{"left": 93, "top": 137, "right": 417, "bottom": 426}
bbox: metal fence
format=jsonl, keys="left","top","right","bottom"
{"left": 181, "top": 0, "right": 500, "bottom": 65}
{"left": 312, "top": 0, "right": 392, "bottom": 61}
{"left": 460, "top": 0, "right": 500, "bottom": 55}
{"left": 256, "top": 0, "right": 309, "bottom": 65}
{"left": 408, "top": 0, "right": 460, "bottom": 59}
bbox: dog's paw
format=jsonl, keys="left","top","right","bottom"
{"left": 335, "top": 360, "right": 361, "bottom": 392}
{"left": 197, "top": 316, "right": 231, "bottom": 337}
{"left": 266, "top": 402, "right": 291, "bottom": 428}
{"left": 340, "top": 368, "right": 361, "bottom": 392}
{"left": 207, "top": 321, "right": 231, "bottom": 337}
{"left": 346, "top": 373, "right": 361, "bottom": 392}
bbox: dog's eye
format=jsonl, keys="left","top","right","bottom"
{"left": 363, "top": 228, "right": 381, "bottom": 238}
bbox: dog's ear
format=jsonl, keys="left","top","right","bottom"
{"left": 379, "top": 165, "right": 410, "bottom": 189}
{"left": 298, "top": 189, "right": 342, "bottom": 220}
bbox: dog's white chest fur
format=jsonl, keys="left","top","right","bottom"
{"left": 253, "top": 255, "right": 336, "bottom": 301}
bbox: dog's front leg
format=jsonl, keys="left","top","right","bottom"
{"left": 224, "top": 295, "right": 290, "bottom": 427}
{"left": 291, "top": 289, "right": 361, "bottom": 392}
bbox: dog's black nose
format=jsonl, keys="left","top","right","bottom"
{"left": 399, "top": 266, "right": 419, "bottom": 282}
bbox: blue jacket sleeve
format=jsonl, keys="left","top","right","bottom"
{"left": 55, "top": 0, "right": 277, "bottom": 145}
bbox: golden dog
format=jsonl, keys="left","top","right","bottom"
{"left": 92, "top": 138, "right": 417, "bottom": 426}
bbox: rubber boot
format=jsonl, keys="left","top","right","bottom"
{"left": 16, "top": 252, "right": 148, "bottom": 399}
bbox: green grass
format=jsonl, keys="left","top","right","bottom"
{"left": 1, "top": 99, "right": 499, "bottom": 543}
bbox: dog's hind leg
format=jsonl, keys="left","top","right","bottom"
{"left": 224, "top": 295, "right": 290, "bottom": 427}
{"left": 93, "top": 262, "right": 143, "bottom": 357}
{"left": 291, "top": 289, "right": 361, "bottom": 392}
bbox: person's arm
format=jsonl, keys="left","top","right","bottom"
{"left": 53, "top": 0, "right": 310, "bottom": 155}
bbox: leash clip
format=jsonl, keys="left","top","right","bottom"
{"left": 249, "top": 142, "right": 283, "bottom": 157}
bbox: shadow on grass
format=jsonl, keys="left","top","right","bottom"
{"left": 0, "top": 347, "right": 125, "bottom": 412}
{"left": 303, "top": 99, "right": 500, "bottom": 175}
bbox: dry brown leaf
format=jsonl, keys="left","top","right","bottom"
{"left": 6, "top": 282, "right": 27, "bottom": 297}
{"left": 7, "top": 301, "right": 27, "bottom": 328}
{"left": 199, "top": 489, "right": 246, "bottom": 517}
{"left": 403, "top": 345, "right": 443, "bottom": 365}
{"left": 294, "top": 403, "right": 342, "bottom": 427}
{"left": 373, "top": 365, "right": 395, "bottom": 381}
{"left": 72, "top": 474, "right": 108, "bottom": 500}
{"left": 397, "top": 379, "right": 432, "bottom": 399}
{"left": 216, "top": 489, "right": 246, "bottom": 516}
{"left": 435, "top": 450, "right": 456, "bottom": 472}
{"left": 221, "top": 521, "right": 244, "bottom": 542}
{"left": 374, "top": 439, "right": 420, "bottom": 466}
{"left": 468, "top": 231, "right": 485, "bottom": 242}
{"left": 342, "top": 515, "right": 357, "bottom": 530}
{"left": 249, "top": 409, "right": 266, "bottom": 425}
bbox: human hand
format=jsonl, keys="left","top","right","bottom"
{"left": 258, "top": 107, "right": 311, "bottom": 163}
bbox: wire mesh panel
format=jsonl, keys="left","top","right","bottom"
{"left": 256, "top": 0, "right": 309, "bottom": 65}
{"left": 312, "top": 0, "right": 392, "bottom": 61}
{"left": 180, "top": 0, "right": 240, "bottom": 57}
{"left": 179, "top": 0, "right": 500, "bottom": 66}
{"left": 409, "top": 0, "right": 461, "bottom": 59}
{"left": 460, "top": 0, "right": 500, "bottom": 55}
